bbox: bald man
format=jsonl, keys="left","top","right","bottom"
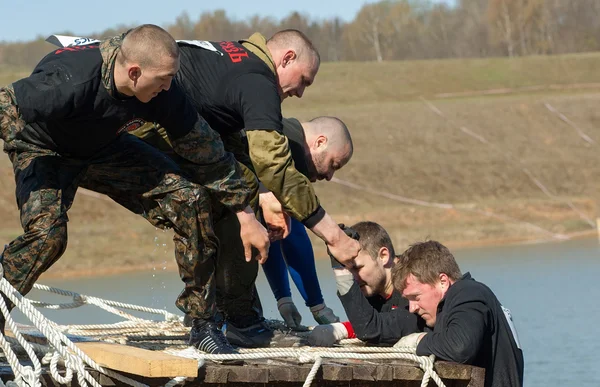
{"left": 0, "top": 24, "right": 267, "bottom": 355}
{"left": 130, "top": 30, "right": 360, "bottom": 347}
{"left": 213, "top": 116, "right": 353, "bottom": 346}
{"left": 252, "top": 116, "right": 354, "bottom": 337}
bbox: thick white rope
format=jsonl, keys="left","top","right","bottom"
{"left": 0, "top": 277, "right": 148, "bottom": 387}
{"left": 0, "top": 283, "right": 43, "bottom": 387}
{"left": 32, "top": 283, "right": 180, "bottom": 321}
{"left": 303, "top": 356, "right": 322, "bottom": 387}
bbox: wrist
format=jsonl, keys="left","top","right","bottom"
{"left": 277, "top": 297, "right": 294, "bottom": 308}
{"left": 333, "top": 267, "right": 352, "bottom": 276}
{"left": 340, "top": 321, "right": 356, "bottom": 339}
{"left": 259, "top": 192, "right": 281, "bottom": 210}
{"left": 236, "top": 206, "right": 256, "bottom": 224}
{"left": 332, "top": 322, "right": 349, "bottom": 340}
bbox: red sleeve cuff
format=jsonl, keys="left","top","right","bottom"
{"left": 341, "top": 321, "right": 356, "bottom": 339}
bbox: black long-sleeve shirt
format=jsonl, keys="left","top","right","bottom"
{"left": 417, "top": 273, "right": 524, "bottom": 387}
{"left": 338, "top": 281, "right": 425, "bottom": 345}
{"left": 5, "top": 37, "right": 250, "bottom": 213}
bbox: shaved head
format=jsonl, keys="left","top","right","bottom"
{"left": 267, "top": 29, "right": 320, "bottom": 99}
{"left": 305, "top": 116, "right": 353, "bottom": 158}
{"left": 267, "top": 29, "right": 320, "bottom": 67}
{"left": 302, "top": 116, "right": 353, "bottom": 181}
{"left": 119, "top": 24, "right": 179, "bottom": 68}
{"left": 113, "top": 24, "right": 180, "bottom": 103}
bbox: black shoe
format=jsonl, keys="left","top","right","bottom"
{"left": 189, "top": 318, "right": 237, "bottom": 355}
{"left": 184, "top": 312, "right": 223, "bottom": 327}
{"left": 224, "top": 317, "right": 274, "bottom": 348}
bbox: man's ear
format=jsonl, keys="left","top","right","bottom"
{"left": 315, "top": 134, "right": 328, "bottom": 149}
{"left": 282, "top": 50, "right": 297, "bottom": 67}
{"left": 439, "top": 273, "right": 450, "bottom": 291}
{"left": 379, "top": 247, "right": 392, "bottom": 267}
{"left": 128, "top": 65, "right": 141, "bottom": 83}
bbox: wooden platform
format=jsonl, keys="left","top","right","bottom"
{"left": 0, "top": 358, "right": 484, "bottom": 386}
{"left": 1, "top": 324, "right": 485, "bottom": 386}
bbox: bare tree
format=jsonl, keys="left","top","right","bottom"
{"left": 167, "top": 12, "right": 195, "bottom": 40}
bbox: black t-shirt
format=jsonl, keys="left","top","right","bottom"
{"left": 12, "top": 44, "right": 198, "bottom": 158}
{"left": 175, "top": 40, "right": 283, "bottom": 136}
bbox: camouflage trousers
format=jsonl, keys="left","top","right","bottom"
{"left": 128, "top": 125, "right": 264, "bottom": 324}
{"left": 171, "top": 152, "right": 263, "bottom": 324}
{"left": 1, "top": 133, "right": 220, "bottom": 319}
{"left": 163, "top": 150, "right": 263, "bottom": 325}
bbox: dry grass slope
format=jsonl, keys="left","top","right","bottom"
{"left": 2, "top": 53, "right": 600, "bottom": 277}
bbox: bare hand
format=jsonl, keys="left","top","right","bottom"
{"left": 259, "top": 191, "right": 292, "bottom": 241}
{"left": 236, "top": 207, "right": 270, "bottom": 264}
{"left": 327, "top": 231, "right": 360, "bottom": 268}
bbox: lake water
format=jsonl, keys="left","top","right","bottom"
{"left": 15, "top": 236, "right": 600, "bottom": 386}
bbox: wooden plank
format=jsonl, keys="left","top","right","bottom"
{"left": 226, "top": 365, "right": 269, "bottom": 383}
{"left": 322, "top": 364, "right": 352, "bottom": 381}
{"left": 376, "top": 364, "right": 394, "bottom": 381}
{"left": 269, "top": 364, "right": 311, "bottom": 381}
{"left": 201, "top": 365, "right": 230, "bottom": 383}
{"left": 6, "top": 326, "right": 197, "bottom": 378}
{"left": 435, "top": 361, "right": 474, "bottom": 380}
{"left": 352, "top": 364, "right": 377, "bottom": 381}
{"left": 467, "top": 364, "right": 486, "bottom": 387}
{"left": 76, "top": 342, "right": 198, "bottom": 378}
{"left": 392, "top": 363, "right": 424, "bottom": 380}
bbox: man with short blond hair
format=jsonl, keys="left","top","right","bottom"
{"left": 392, "top": 241, "right": 524, "bottom": 387}
{"left": 265, "top": 29, "right": 320, "bottom": 99}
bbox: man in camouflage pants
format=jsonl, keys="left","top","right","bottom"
{"left": 126, "top": 29, "right": 361, "bottom": 348}
{"left": 0, "top": 24, "right": 269, "bottom": 355}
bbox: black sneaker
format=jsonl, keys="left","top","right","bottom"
{"left": 189, "top": 318, "right": 237, "bottom": 355}
{"left": 184, "top": 312, "right": 223, "bottom": 327}
{"left": 224, "top": 318, "right": 274, "bottom": 348}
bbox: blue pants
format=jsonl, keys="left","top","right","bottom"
{"left": 262, "top": 218, "right": 324, "bottom": 307}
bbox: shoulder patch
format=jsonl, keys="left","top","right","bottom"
{"left": 118, "top": 118, "right": 146, "bottom": 134}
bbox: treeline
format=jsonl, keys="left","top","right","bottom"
{"left": 2, "top": 0, "right": 600, "bottom": 68}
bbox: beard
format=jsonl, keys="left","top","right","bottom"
{"left": 312, "top": 151, "right": 328, "bottom": 181}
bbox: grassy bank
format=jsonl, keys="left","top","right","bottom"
{"left": 1, "top": 52, "right": 600, "bottom": 278}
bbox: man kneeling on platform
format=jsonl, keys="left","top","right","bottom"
{"left": 391, "top": 241, "right": 524, "bottom": 387}
{"left": 309, "top": 221, "right": 425, "bottom": 346}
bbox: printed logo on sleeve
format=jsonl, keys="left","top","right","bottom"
{"left": 218, "top": 41, "right": 249, "bottom": 63}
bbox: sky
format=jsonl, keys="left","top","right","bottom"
{"left": 0, "top": 0, "right": 454, "bottom": 43}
